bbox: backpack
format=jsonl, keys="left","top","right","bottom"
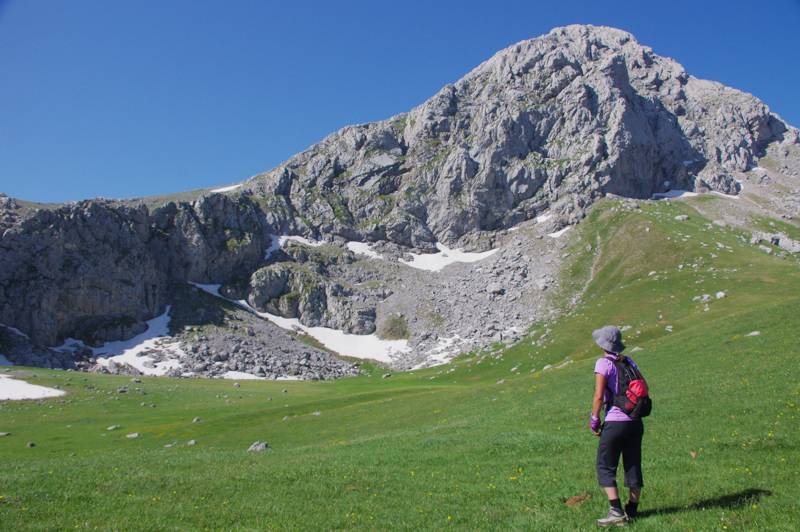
{"left": 608, "top": 356, "right": 652, "bottom": 418}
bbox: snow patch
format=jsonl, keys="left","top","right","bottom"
{"left": 56, "top": 307, "right": 185, "bottom": 376}
{"left": 0, "top": 374, "right": 65, "bottom": 401}
{"left": 265, "top": 236, "right": 281, "bottom": 258}
{"left": 399, "top": 243, "right": 497, "bottom": 272}
{"left": 346, "top": 241, "right": 383, "bottom": 259}
{"left": 266, "top": 234, "right": 326, "bottom": 259}
{"left": 1, "top": 324, "right": 29, "bottom": 339}
{"left": 256, "top": 310, "right": 409, "bottom": 363}
{"left": 279, "top": 235, "right": 325, "bottom": 247}
{"left": 547, "top": 227, "right": 570, "bottom": 238}
{"left": 653, "top": 187, "right": 741, "bottom": 200}
{"left": 710, "top": 190, "right": 742, "bottom": 200}
{"left": 652, "top": 190, "right": 699, "bottom": 199}
{"left": 191, "top": 283, "right": 410, "bottom": 363}
{"left": 210, "top": 184, "right": 243, "bottom": 193}
{"left": 535, "top": 213, "right": 553, "bottom": 223}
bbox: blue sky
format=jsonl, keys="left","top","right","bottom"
{"left": 2, "top": 0, "right": 799, "bottom": 202}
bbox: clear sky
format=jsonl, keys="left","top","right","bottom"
{"left": 2, "top": 0, "right": 799, "bottom": 203}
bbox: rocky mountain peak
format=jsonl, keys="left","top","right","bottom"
{"left": 243, "top": 25, "right": 796, "bottom": 249}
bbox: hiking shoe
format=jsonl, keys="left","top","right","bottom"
{"left": 596, "top": 507, "right": 628, "bottom": 527}
{"left": 624, "top": 502, "right": 638, "bottom": 521}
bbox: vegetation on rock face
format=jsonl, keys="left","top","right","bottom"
{"left": 378, "top": 314, "right": 410, "bottom": 340}
{"left": 224, "top": 234, "right": 251, "bottom": 252}
{"left": 1, "top": 199, "right": 800, "bottom": 529}
{"left": 424, "top": 310, "right": 446, "bottom": 329}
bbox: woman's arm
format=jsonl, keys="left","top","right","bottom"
{"left": 592, "top": 372, "right": 606, "bottom": 419}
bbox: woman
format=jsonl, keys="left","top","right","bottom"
{"left": 589, "top": 325, "right": 645, "bottom": 526}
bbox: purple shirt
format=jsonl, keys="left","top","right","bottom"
{"left": 594, "top": 355, "right": 639, "bottom": 422}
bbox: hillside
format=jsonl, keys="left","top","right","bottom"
{"left": 2, "top": 196, "right": 799, "bottom": 529}
{"left": 1, "top": 25, "right": 799, "bottom": 377}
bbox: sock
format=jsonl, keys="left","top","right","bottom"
{"left": 625, "top": 501, "right": 639, "bottom": 516}
{"left": 610, "top": 498, "right": 622, "bottom": 512}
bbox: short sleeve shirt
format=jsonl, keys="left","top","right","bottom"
{"left": 594, "top": 356, "right": 639, "bottom": 422}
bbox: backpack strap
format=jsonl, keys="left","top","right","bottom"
{"left": 604, "top": 354, "right": 622, "bottom": 397}
{"left": 621, "top": 357, "right": 644, "bottom": 381}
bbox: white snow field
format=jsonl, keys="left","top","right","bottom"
{"left": 399, "top": 243, "right": 497, "bottom": 272}
{"left": 267, "top": 234, "right": 495, "bottom": 272}
{"left": 0, "top": 373, "right": 66, "bottom": 401}
{"left": 652, "top": 189, "right": 700, "bottom": 199}
{"left": 345, "top": 241, "right": 383, "bottom": 259}
{"left": 265, "top": 234, "right": 327, "bottom": 259}
{"left": 653, "top": 188, "right": 742, "bottom": 201}
{"left": 210, "top": 184, "right": 243, "bottom": 193}
{"left": 191, "top": 283, "right": 410, "bottom": 363}
{"left": 710, "top": 190, "right": 742, "bottom": 200}
{"left": 279, "top": 235, "right": 325, "bottom": 247}
{"left": 55, "top": 307, "right": 184, "bottom": 376}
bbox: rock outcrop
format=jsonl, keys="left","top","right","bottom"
{"left": 0, "top": 194, "right": 270, "bottom": 347}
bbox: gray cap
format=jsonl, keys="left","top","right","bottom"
{"left": 592, "top": 325, "right": 625, "bottom": 354}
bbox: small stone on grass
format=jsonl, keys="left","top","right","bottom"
{"left": 248, "top": 441, "right": 268, "bottom": 452}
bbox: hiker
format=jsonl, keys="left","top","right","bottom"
{"left": 589, "top": 325, "right": 651, "bottom": 526}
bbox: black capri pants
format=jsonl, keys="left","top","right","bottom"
{"left": 596, "top": 419, "right": 644, "bottom": 488}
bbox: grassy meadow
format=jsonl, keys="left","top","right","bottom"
{"left": 1, "top": 198, "right": 799, "bottom": 530}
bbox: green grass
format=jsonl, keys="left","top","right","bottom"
{"left": 2, "top": 199, "right": 799, "bottom": 530}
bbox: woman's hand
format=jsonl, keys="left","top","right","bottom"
{"left": 590, "top": 414, "right": 601, "bottom": 435}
